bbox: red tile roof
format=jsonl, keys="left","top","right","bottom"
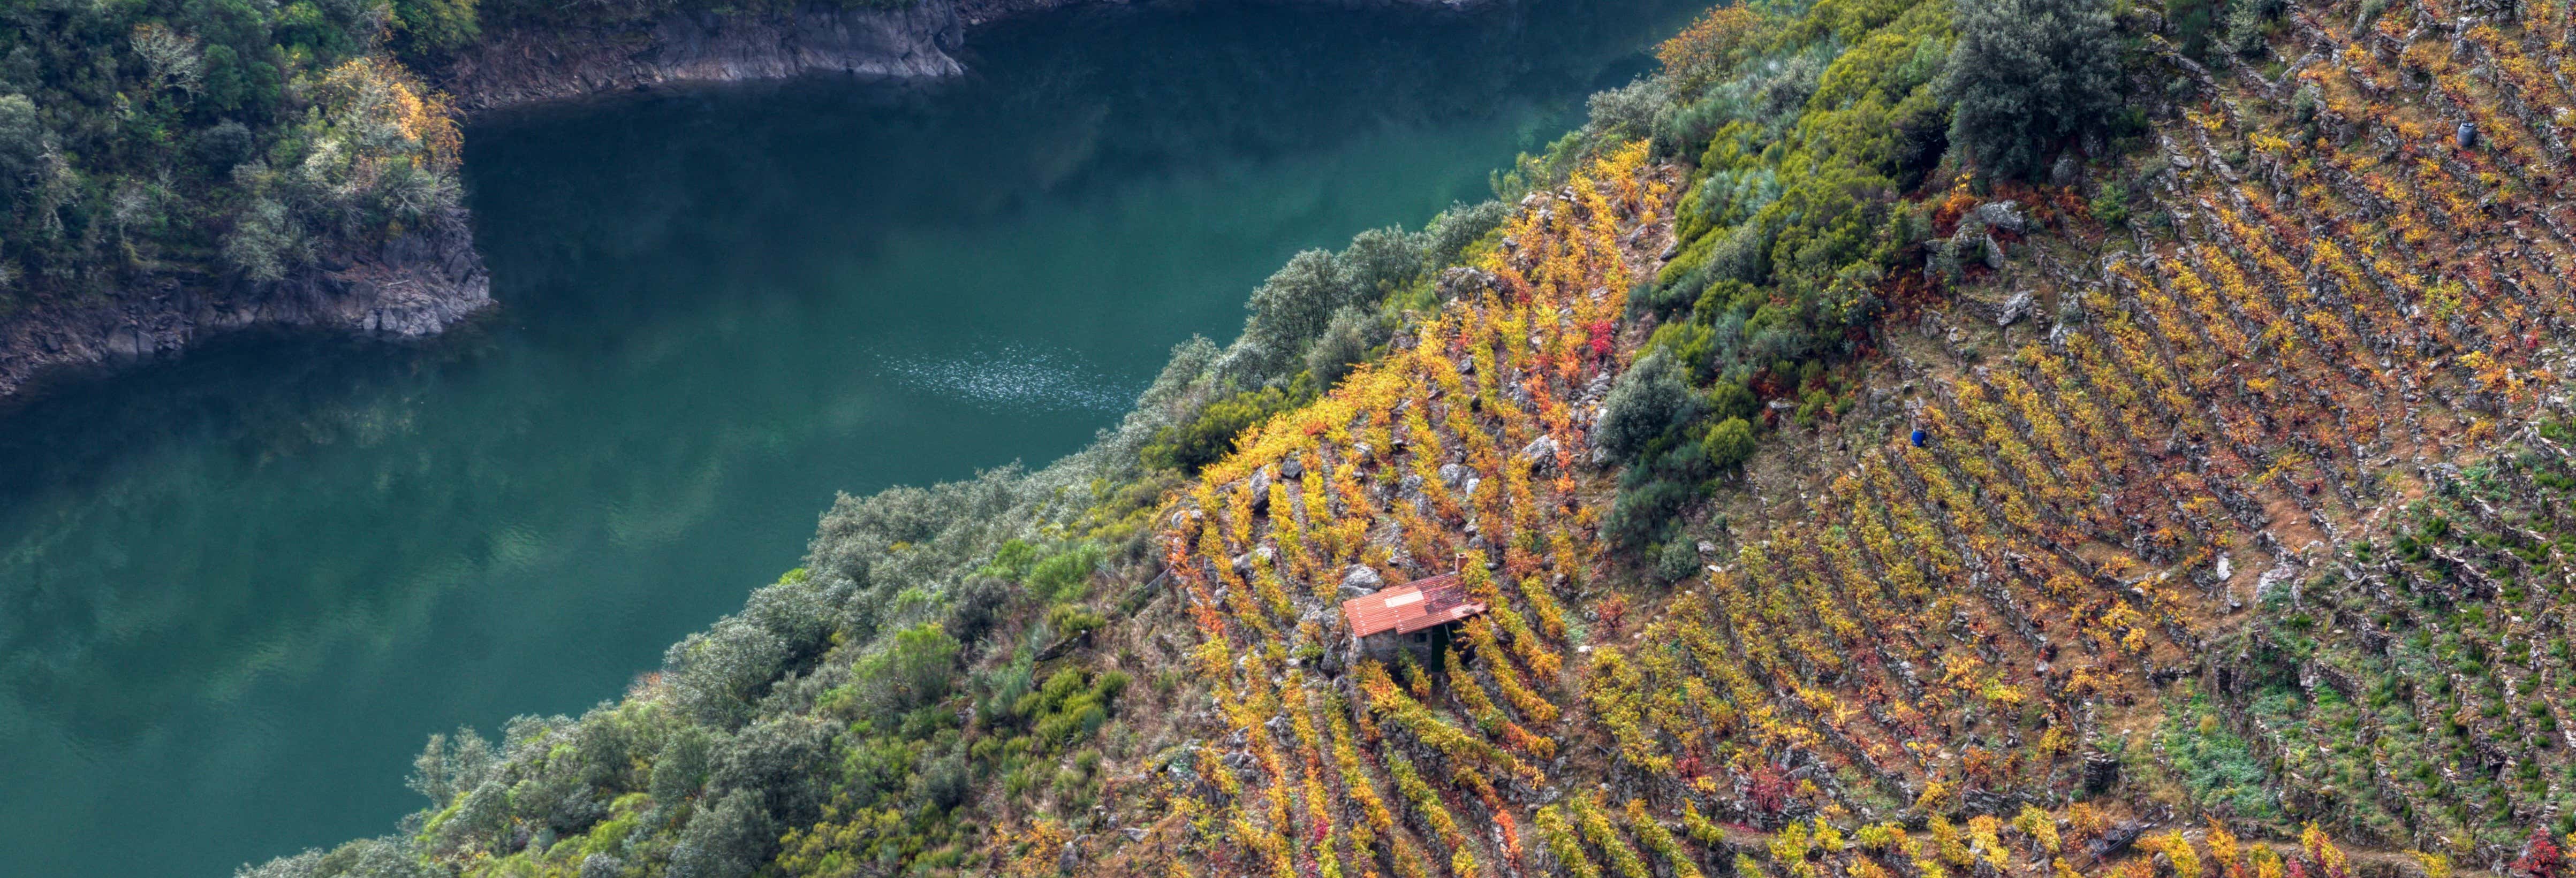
{"left": 1341, "top": 572, "right": 1484, "bottom": 638}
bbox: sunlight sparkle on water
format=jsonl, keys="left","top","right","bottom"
{"left": 875, "top": 343, "right": 1141, "bottom": 414}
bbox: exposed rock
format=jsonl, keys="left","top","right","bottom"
{"left": 1970, "top": 200, "right": 2027, "bottom": 235}
{"left": 1246, "top": 468, "right": 1272, "bottom": 511}
{"left": 1339, "top": 565, "right": 1383, "bottom": 599}
{"left": 1438, "top": 266, "right": 1502, "bottom": 300}
{"left": 2050, "top": 154, "right": 2084, "bottom": 187}
{"left": 1996, "top": 290, "right": 2037, "bottom": 327}
{"left": 435, "top": 2, "right": 970, "bottom": 112}
{"left": 1519, "top": 434, "right": 1558, "bottom": 464}
{"left": 0, "top": 208, "right": 491, "bottom": 405}
{"left": 1438, "top": 462, "right": 1467, "bottom": 487}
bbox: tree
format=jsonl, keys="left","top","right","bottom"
{"left": 1242, "top": 249, "right": 1357, "bottom": 372}
{"left": 1307, "top": 306, "right": 1379, "bottom": 388}
{"left": 1597, "top": 352, "right": 1694, "bottom": 462}
{"left": 1938, "top": 0, "right": 2122, "bottom": 179}
{"left": 668, "top": 789, "right": 777, "bottom": 878}
{"left": 0, "top": 94, "right": 50, "bottom": 205}
{"left": 1339, "top": 226, "right": 1425, "bottom": 297}
{"left": 390, "top": 0, "right": 481, "bottom": 63}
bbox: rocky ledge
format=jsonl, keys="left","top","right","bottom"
{"left": 0, "top": 209, "right": 489, "bottom": 404}
{"left": 436, "top": 1, "right": 971, "bottom": 112}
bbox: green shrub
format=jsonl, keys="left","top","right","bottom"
{"left": 1141, "top": 382, "right": 1310, "bottom": 474}
{"left": 1597, "top": 352, "right": 1695, "bottom": 462}
{"left": 1702, "top": 416, "right": 1759, "bottom": 470}
{"left": 1027, "top": 543, "right": 1104, "bottom": 602}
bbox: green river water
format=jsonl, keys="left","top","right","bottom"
{"left": 0, "top": 1, "right": 1693, "bottom": 873}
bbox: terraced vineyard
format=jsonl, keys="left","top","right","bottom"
{"left": 1128, "top": 141, "right": 1668, "bottom": 878}
{"left": 1104, "top": 0, "right": 2576, "bottom": 876}
{"left": 215, "top": 0, "right": 2576, "bottom": 875}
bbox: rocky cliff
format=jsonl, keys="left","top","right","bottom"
{"left": 0, "top": 209, "right": 489, "bottom": 404}
{"left": 435, "top": 1, "right": 972, "bottom": 112}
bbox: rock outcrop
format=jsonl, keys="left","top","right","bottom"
{"left": 0, "top": 209, "right": 489, "bottom": 404}
{"left": 435, "top": 1, "right": 971, "bottom": 112}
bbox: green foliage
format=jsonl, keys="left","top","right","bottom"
{"left": 1938, "top": 0, "right": 2123, "bottom": 179}
{"left": 1027, "top": 542, "right": 1104, "bottom": 602}
{"left": 1047, "top": 604, "right": 1108, "bottom": 638}
{"left": 390, "top": 0, "right": 482, "bottom": 64}
{"left": 1307, "top": 305, "right": 1383, "bottom": 389}
{"left": 1598, "top": 351, "right": 1697, "bottom": 463}
{"left": 2090, "top": 182, "right": 2131, "bottom": 227}
{"left": 670, "top": 788, "right": 776, "bottom": 878}
{"left": 1702, "top": 416, "right": 1759, "bottom": 470}
{"left": 0, "top": 0, "right": 465, "bottom": 309}
{"left": 1142, "top": 380, "right": 1313, "bottom": 474}
{"left": 2158, "top": 686, "right": 2281, "bottom": 820}
{"left": 1595, "top": 0, "right": 1968, "bottom": 575}
{"left": 844, "top": 623, "right": 962, "bottom": 721}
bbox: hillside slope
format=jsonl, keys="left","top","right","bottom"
{"left": 236, "top": 0, "right": 2576, "bottom": 876}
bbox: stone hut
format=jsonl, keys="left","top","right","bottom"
{"left": 1339, "top": 572, "right": 1484, "bottom": 662}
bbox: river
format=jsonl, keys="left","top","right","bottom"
{"left": 0, "top": 0, "right": 1693, "bottom": 873}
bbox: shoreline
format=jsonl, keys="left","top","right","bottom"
{"left": 0, "top": 0, "right": 1485, "bottom": 411}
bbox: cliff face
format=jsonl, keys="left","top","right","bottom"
{"left": 435, "top": 1, "right": 972, "bottom": 112}
{"left": 0, "top": 210, "right": 490, "bottom": 404}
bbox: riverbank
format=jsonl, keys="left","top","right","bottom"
{"left": 0, "top": 0, "right": 1484, "bottom": 411}
{"left": 0, "top": 210, "right": 488, "bottom": 406}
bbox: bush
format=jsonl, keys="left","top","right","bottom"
{"left": 390, "top": 0, "right": 482, "bottom": 63}
{"left": 1604, "top": 478, "right": 1692, "bottom": 549}
{"left": 1938, "top": 0, "right": 2123, "bottom": 180}
{"left": 1307, "top": 306, "right": 1381, "bottom": 389}
{"left": 1657, "top": 5, "right": 1766, "bottom": 96}
{"left": 919, "top": 753, "right": 971, "bottom": 811}
{"left": 1702, "top": 416, "right": 1759, "bottom": 470}
{"left": 1142, "top": 383, "right": 1309, "bottom": 474}
{"left": 667, "top": 789, "right": 776, "bottom": 878}
{"left": 1654, "top": 536, "right": 1702, "bottom": 584}
{"left": 1241, "top": 249, "right": 1357, "bottom": 371}
{"left": 945, "top": 575, "right": 1012, "bottom": 644}
{"left": 849, "top": 623, "right": 963, "bottom": 721}
{"left": 710, "top": 716, "right": 836, "bottom": 824}
{"left": 1339, "top": 226, "right": 1426, "bottom": 298}
{"left": 1587, "top": 78, "right": 1672, "bottom": 144}
{"left": 2089, "top": 184, "right": 2130, "bottom": 227}
{"left": 1706, "top": 383, "right": 1757, "bottom": 421}
{"left": 1596, "top": 352, "right": 1695, "bottom": 462}
{"left": 661, "top": 579, "right": 835, "bottom": 728}
{"left": 1026, "top": 543, "right": 1104, "bottom": 602}
{"left": 233, "top": 837, "right": 443, "bottom": 878}
{"left": 1420, "top": 201, "right": 1509, "bottom": 268}
{"left": 647, "top": 724, "right": 716, "bottom": 808}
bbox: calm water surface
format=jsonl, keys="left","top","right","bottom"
{"left": 0, "top": 1, "right": 1693, "bottom": 873}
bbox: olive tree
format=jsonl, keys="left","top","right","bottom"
{"left": 1938, "top": 0, "right": 2123, "bottom": 179}
{"left": 1596, "top": 352, "right": 1696, "bottom": 462}
{"left": 666, "top": 789, "right": 775, "bottom": 878}
{"left": 1240, "top": 248, "right": 1357, "bottom": 375}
